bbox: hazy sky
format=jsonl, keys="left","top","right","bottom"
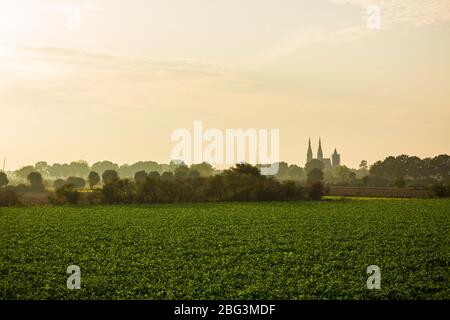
{"left": 1, "top": 0, "right": 449, "bottom": 170}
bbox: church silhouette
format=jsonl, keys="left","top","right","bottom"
{"left": 306, "top": 138, "right": 341, "bottom": 169}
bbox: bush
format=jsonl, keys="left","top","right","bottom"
{"left": 53, "top": 179, "right": 67, "bottom": 189}
{"left": 432, "top": 183, "right": 450, "bottom": 198}
{"left": 134, "top": 171, "right": 147, "bottom": 184}
{"left": 0, "top": 187, "right": 20, "bottom": 206}
{"left": 87, "top": 190, "right": 102, "bottom": 205}
{"left": 308, "top": 182, "right": 324, "bottom": 201}
{"left": 102, "top": 179, "right": 136, "bottom": 204}
{"left": 15, "top": 184, "right": 29, "bottom": 193}
{"left": 50, "top": 185, "right": 81, "bottom": 205}
{"left": 66, "top": 177, "right": 86, "bottom": 189}
{"left": 307, "top": 168, "right": 324, "bottom": 185}
{"left": 132, "top": 165, "right": 306, "bottom": 204}
{"left": 394, "top": 177, "right": 406, "bottom": 188}
{"left": 102, "top": 170, "right": 119, "bottom": 185}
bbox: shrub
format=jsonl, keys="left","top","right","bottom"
{"left": 161, "top": 171, "right": 174, "bottom": 181}
{"left": 394, "top": 177, "right": 406, "bottom": 188}
{"left": 102, "top": 179, "right": 136, "bottom": 204}
{"left": 50, "top": 185, "right": 81, "bottom": 205}
{"left": 307, "top": 168, "right": 324, "bottom": 185}
{"left": 53, "top": 179, "right": 67, "bottom": 189}
{"left": 432, "top": 183, "right": 450, "bottom": 198}
{"left": 148, "top": 171, "right": 160, "bottom": 180}
{"left": 102, "top": 170, "right": 119, "bottom": 185}
{"left": 87, "top": 190, "right": 102, "bottom": 205}
{"left": 0, "top": 187, "right": 20, "bottom": 206}
{"left": 130, "top": 164, "right": 307, "bottom": 204}
{"left": 308, "top": 182, "right": 324, "bottom": 201}
{"left": 15, "top": 184, "right": 29, "bottom": 193}
{"left": 134, "top": 171, "right": 147, "bottom": 184}
{"left": 281, "top": 181, "right": 305, "bottom": 201}
{"left": 66, "top": 176, "right": 86, "bottom": 189}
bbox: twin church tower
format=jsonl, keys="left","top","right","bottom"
{"left": 306, "top": 138, "right": 341, "bottom": 169}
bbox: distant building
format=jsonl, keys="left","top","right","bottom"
{"left": 332, "top": 148, "right": 341, "bottom": 167}
{"left": 307, "top": 138, "right": 313, "bottom": 164}
{"left": 306, "top": 138, "right": 341, "bottom": 169}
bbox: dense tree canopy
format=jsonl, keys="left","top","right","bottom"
{"left": 100, "top": 163, "right": 309, "bottom": 204}
{"left": 27, "top": 172, "right": 45, "bottom": 192}
{"left": 370, "top": 155, "right": 450, "bottom": 182}
{"left": 9, "top": 154, "right": 449, "bottom": 190}
{"left": 102, "top": 170, "right": 119, "bottom": 185}
{"left": 307, "top": 168, "right": 324, "bottom": 185}
{"left": 66, "top": 177, "right": 86, "bottom": 189}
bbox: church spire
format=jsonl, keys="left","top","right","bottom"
{"left": 332, "top": 147, "right": 341, "bottom": 167}
{"left": 317, "top": 138, "right": 323, "bottom": 160}
{"left": 306, "top": 138, "right": 313, "bottom": 164}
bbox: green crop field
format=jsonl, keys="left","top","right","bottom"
{"left": 0, "top": 199, "right": 449, "bottom": 300}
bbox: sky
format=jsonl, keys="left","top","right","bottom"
{"left": 0, "top": 0, "right": 449, "bottom": 170}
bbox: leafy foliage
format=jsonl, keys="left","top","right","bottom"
{"left": 88, "top": 171, "right": 101, "bottom": 189}
{"left": 0, "top": 199, "right": 448, "bottom": 299}
{"left": 0, "top": 187, "right": 20, "bottom": 206}
{"left": 50, "top": 185, "right": 81, "bottom": 205}
{"left": 27, "top": 172, "right": 45, "bottom": 192}
{"left": 308, "top": 182, "right": 324, "bottom": 200}
{"left": 99, "top": 163, "right": 307, "bottom": 204}
{"left": 432, "top": 183, "right": 450, "bottom": 198}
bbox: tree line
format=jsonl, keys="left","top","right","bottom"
{"left": 1, "top": 163, "right": 327, "bottom": 206}
{"left": 46, "top": 163, "right": 323, "bottom": 205}
{"left": 367, "top": 155, "right": 450, "bottom": 187}
{"left": 1, "top": 154, "right": 449, "bottom": 206}
{"left": 11, "top": 160, "right": 311, "bottom": 183}
{"left": 3, "top": 155, "right": 450, "bottom": 188}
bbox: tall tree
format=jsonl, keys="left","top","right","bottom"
{"left": 134, "top": 171, "right": 148, "bottom": 184}
{"left": 27, "top": 172, "right": 45, "bottom": 191}
{"left": 69, "top": 161, "right": 90, "bottom": 177}
{"left": 88, "top": 171, "right": 101, "bottom": 189}
{"left": 15, "top": 166, "right": 35, "bottom": 179}
{"left": 305, "top": 159, "right": 325, "bottom": 173}
{"left": 359, "top": 160, "right": 368, "bottom": 171}
{"left": 307, "top": 168, "right": 324, "bottom": 185}
{"left": 67, "top": 177, "right": 86, "bottom": 189}
{"left": 102, "top": 170, "right": 119, "bottom": 185}
{"left": 92, "top": 161, "right": 119, "bottom": 176}
{"left": 35, "top": 161, "right": 49, "bottom": 175}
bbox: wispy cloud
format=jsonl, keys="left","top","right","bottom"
{"left": 261, "top": 0, "right": 450, "bottom": 61}
{"left": 263, "top": 24, "right": 373, "bottom": 60}
{"left": 0, "top": 42, "right": 246, "bottom": 113}
{"left": 1, "top": 42, "right": 239, "bottom": 81}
